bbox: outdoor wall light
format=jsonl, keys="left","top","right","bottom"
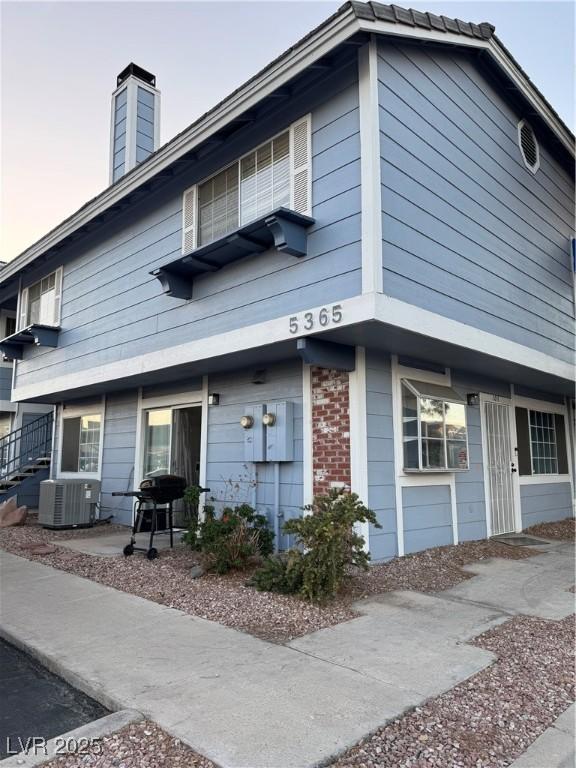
{"left": 208, "top": 393, "right": 220, "bottom": 406}
{"left": 240, "top": 415, "right": 254, "bottom": 429}
{"left": 467, "top": 393, "right": 480, "bottom": 407}
{"left": 262, "top": 412, "right": 276, "bottom": 427}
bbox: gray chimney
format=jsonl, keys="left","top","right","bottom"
{"left": 110, "top": 63, "right": 160, "bottom": 184}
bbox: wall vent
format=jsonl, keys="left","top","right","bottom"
{"left": 518, "top": 120, "right": 539, "bottom": 173}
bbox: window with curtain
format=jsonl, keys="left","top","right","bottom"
{"left": 61, "top": 414, "right": 102, "bottom": 473}
{"left": 143, "top": 409, "right": 171, "bottom": 477}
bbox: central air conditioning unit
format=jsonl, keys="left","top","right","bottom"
{"left": 39, "top": 479, "right": 100, "bottom": 529}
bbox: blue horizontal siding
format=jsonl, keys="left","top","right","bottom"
{"left": 205, "top": 360, "right": 304, "bottom": 551}
{"left": 520, "top": 482, "right": 573, "bottom": 529}
{"left": 15, "top": 62, "right": 361, "bottom": 390}
{"left": 378, "top": 42, "right": 574, "bottom": 364}
{"left": 402, "top": 484, "right": 453, "bottom": 554}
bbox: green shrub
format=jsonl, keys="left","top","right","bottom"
{"left": 247, "top": 551, "right": 304, "bottom": 594}
{"left": 250, "top": 488, "right": 379, "bottom": 602}
{"left": 185, "top": 503, "right": 274, "bottom": 574}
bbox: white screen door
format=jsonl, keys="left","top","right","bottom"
{"left": 484, "top": 399, "right": 517, "bottom": 535}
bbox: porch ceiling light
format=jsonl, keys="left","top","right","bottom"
{"left": 262, "top": 413, "right": 276, "bottom": 427}
{"left": 240, "top": 415, "right": 254, "bottom": 429}
{"left": 467, "top": 393, "right": 480, "bottom": 407}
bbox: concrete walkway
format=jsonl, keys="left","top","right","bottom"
{"left": 510, "top": 704, "right": 575, "bottom": 768}
{"left": 0, "top": 543, "right": 574, "bottom": 768}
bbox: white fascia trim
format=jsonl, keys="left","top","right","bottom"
{"left": 358, "top": 36, "right": 383, "bottom": 294}
{"left": 390, "top": 354, "right": 405, "bottom": 556}
{"left": 518, "top": 475, "right": 571, "bottom": 486}
{"left": 348, "top": 346, "right": 370, "bottom": 549}
{"left": 12, "top": 294, "right": 375, "bottom": 402}
{"left": 358, "top": 20, "right": 574, "bottom": 156}
{"left": 12, "top": 293, "right": 574, "bottom": 403}
{"left": 199, "top": 375, "right": 209, "bottom": 519}
{"left": 4, "top": 10, "right": 358, "bottom": 284}
{"left": 513, "top": 395, "right": 568, "bottom": 415}
{"left": 373, "top": 293, "right": 574, "bottom": 383}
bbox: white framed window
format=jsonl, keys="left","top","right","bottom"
{"left": 19, "top": 267, "right": 63, "bottom": 330}
{"left": 59, "top": 402, "right": 104, "bottom": 477}
{"left": 182, "top": 115, "right": 311, "bottom": 253}
{"left": 529, "top": 410, "right": 558, "bottom": 475}
{"left": 515, "top": 400, "right": 570, "bottom": 480}
{"left": 401, "top": 379, "right": 469, "bottom": 472}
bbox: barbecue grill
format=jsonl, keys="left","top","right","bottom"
{"left": 112, "top": 475, "right": 209, "bottom": 560}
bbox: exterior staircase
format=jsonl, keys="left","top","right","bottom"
{"left": 0, "top": 412, "right": 53, "bottom": 508}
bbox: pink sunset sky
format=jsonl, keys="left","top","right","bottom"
{"left": 1, "top": 1, "right": 573, "bottom": 264}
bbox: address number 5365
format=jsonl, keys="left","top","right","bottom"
{"left": 289, "top": 304, "right": 343, "bottom": 334}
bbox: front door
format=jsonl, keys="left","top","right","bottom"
{"left": 483, "top": 398, "right": 518, "bottom": 535}
{"left": 142, "top": 405, "right": 202, "bottom": 525}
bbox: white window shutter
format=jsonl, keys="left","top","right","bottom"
{"left": 18, "top": 287, "right": 28, "bottom": 331}
{"left": 182, "top": 185, "right": 197, "bottom": 254}
{"left": 53, "top": 267, "right": 63, "bottom": 326}
{"left": 290, "top": 115, "right": 312, "bottom": 216}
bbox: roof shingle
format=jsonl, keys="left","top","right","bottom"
{"left": 350, "top": 1, "right": 496, "bottom": 40}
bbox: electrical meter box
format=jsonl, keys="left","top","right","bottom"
{"left": 265, "top": 401, "right": 294, "bottom": 462}
{"left": 243, "top": 404, "right": 266, "bottom": 462}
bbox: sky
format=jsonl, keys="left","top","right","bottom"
{"left": 1, "top": 0, "right": 574, "bottom": 263}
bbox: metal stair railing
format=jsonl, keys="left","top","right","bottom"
{"left": 0, "top": 411, "right": 54, "bottom": 485}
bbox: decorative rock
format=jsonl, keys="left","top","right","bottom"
{"left": 0, "top": 499, "right": 28, "bottom": 528}
{"left": 189, "top": 564, "right": 204, "bottom": 579}
{"left": 28, "top": 544, "right": 57, "bottom": 555}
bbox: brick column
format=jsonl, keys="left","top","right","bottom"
{"left": 311, "top": 367, "right": 351, "bottom": 497}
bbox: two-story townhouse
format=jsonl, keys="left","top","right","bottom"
{"left": 0, "top": 2, "right": 574, "bottom": 556}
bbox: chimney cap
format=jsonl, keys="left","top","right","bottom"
{"left": 117, "top": 63, "right": 156, "bottom": 88}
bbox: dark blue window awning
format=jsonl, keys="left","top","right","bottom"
{"left": 0, "top": 325, "right": 60, "bottom": 361}
{"left": 151, "top": 207, "right": 314, "bottom": 300}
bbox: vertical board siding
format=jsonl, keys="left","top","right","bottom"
{"left": 15, "top": 65, "right": 361, "bottom": 392}
{"left": 100, "top": 390, "right": 138, "bottom": 524}
{"left": 378, "top": 42, "right": 574, "bottom": 364}
{"left": 520, "top": 482, "right": 573, "bottom": 529}
{"left": 402, "top": 484, "right": 453, "bottom": 553}
{"left": 451, "top": 371, "right": 509, "bottom": 542}
{"left": 206, "top": 360, "right": 304, "bottom": 551}
{"left": 365, "top": 351, "right": 397, "bottom": 561}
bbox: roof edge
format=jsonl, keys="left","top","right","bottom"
{"left": 4, "top": 1, "right": 573, "bottom": 281}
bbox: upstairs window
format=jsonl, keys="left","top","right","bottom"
{"left": 182, "top": 115, "right": 311, "bottom": 253}
{"left": 402, "top": 379, "right": 468, "bottom": 471}
{"left": 19, "top": 267, "right": 63, "bottom": 330}
{"left": 518, "top": 120, "right": 540, "bottom": 173}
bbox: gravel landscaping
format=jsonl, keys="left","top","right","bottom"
{"left": 46, "top": 720, "right": 216, "bottom": 768}
{"left": 332, "top": 614, "right": 575, "bottom": 768}
{"left": 524, "top": 517, "right": 575, "bottom": 541}
{"left": 0, "top": 516, "right": 538, "bottom": 642}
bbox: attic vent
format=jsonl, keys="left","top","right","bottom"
{"left": 518, "top": 120, "right": 539, "bottom": 173}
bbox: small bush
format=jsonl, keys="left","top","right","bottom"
{"left": 250, "top": 488, "right": 379, "bottom": 602}
{"left": 248, "top": 551, "right": 304, "bottom": 594}
{"left": 185, "top": 503, "right": 274, "bottom": 574}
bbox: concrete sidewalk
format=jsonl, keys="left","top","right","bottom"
{"left": 510, "top": 704, "right": 575, "bottom": 768}
{"left": 1, "top": 544, "right": 574, "bottom": 768}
